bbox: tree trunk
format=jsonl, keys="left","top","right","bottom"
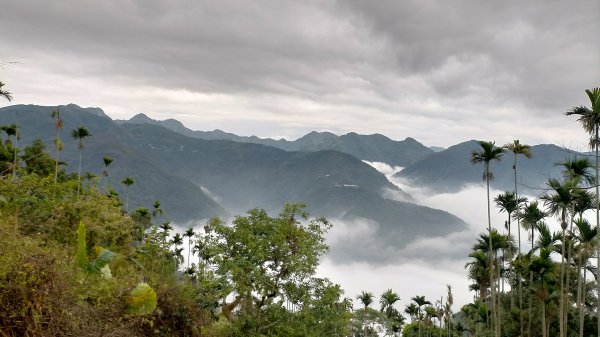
{"left": 77, "top": 147, "right": 82, "bottom": 197}
{"left": 54, "top": 130, "right": 60, "bottom": 184}
{"left": 514, "top": 152, "right": 524, "bottom": 337}
{"left": 542, "top": 300, "right": 547, "bottom": 337}
{"left": 565, "top": 210, "right": 575, "bottom": 335}
{"left": 559, "top": 225, "right": 566, "bottom": 337}
{"left": 594, "top": 124, "right": 600, "bottom": 336}
{"left": 12, "top": 111, "right": 18, "bottom": 181}
{"left": 528, "top": 229, "right": 534, "bottom": 337}
{"left": 578, "top": 255, "right": 584, "bottom": 337}
{"left": 579, "top": 264, "right": 587, "bottom": 337}
{"left": 486, "top": 167, "right": 499, "bottom": 337}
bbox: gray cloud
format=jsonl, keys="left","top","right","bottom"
{"left": 0, "top": 1, "right": 598, "bottom": 147}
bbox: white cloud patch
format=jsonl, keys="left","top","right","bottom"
{"left": 318, "top": 161, "right": 564, "bottom": 310}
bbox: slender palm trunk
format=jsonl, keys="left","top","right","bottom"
{"left": 54, "top": 130, "right": 60, "bottom": 184}
{"left": 528, "top": 229, "right": 534, "bottom": 337}
{"left": 126, "top": 188, "right": 130, "bottom": 212}
{"left": 486, "top": 167, "right": 499, "bottom": 337}
{"left": 542, "top": 299, "right": 547, "bottom": 337}
{"left": 559, "top": 223, "right": 566, "bottom": 337}
{"left": 514, "top": 153, "right": 525, "bottom": 336}
{"left": 507, "top": 215, "right": 513, "bottom": 308}
{"left": 77, "top": 147, "right": 82, "bottom": 197}
{"left": 577, "top": 255, "right": 584, "bottom": 337}
{"left": 565, "top": 210, "right": 575, "bottom": 334}
{"left": 579, "top": 257, "right": 587, "bottom": 337}
{"left": 594, "top": 124, "right": 600, "bottom": 336}
{"left": 187, "top": 238, "right": 191, "bottom": 269}
{"left": 12, "top": 112, "right": 18, "bottom": 181}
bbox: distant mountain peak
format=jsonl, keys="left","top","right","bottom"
{"left": 129, "top": 113, "right": 154, "bottom": 123}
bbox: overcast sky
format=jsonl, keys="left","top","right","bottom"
{"left": 1, "top": 0, "right": 598, "bottom": 148}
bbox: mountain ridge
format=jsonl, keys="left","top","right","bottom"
{"left": 118, "top": 113, "right": 435, "bottom": 166}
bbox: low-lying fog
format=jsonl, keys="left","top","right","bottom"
{"left": 315, "top": 161, "right": 548, "bottom": 312}
{"left": 174, "top": 160, "right": 572, "bottom": 313}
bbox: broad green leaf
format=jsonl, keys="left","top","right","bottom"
{"left": 88, "top": 247, "right": 117, "bottom": 273}
{"left": 125, "top": 282, "right": 157, "bottom": 316}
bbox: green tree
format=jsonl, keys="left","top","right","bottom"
{"left": 50, "top": 109, "right": 63, "bottom": 184}
{"left": 540, "top": 177, "right": 579, "bottom": 337}
{"left": 71, "top": 125, "right": 92, "bottom": 197}
{"left": 159, "top": 221, "right": 173, "bottom": 245}
{"left": 574, "top": 218, "right": 598, "bottom": 337}
{"left": 494, "top": 191, "right": 527, "bottom": 308}
{"left": 465, "top": 249, "right": 490, "bottom": 301}
{"left": 404, "top": 303, "right": 419, "bottom": 323}
{"left": 184, "top": 227, "right": 195, "bottom": 269}
{"left": 121, "top": 176, "right": 134, "bottom": 212}
{"left": 528, "top": 248, "right": 557, "bottom": 337}
{"left": 152, "top": 200, "right": 163, "bottom": 218}
{"left": 379, "top": 289, "right": 400, "bottom": 319}
{"left": 565, "top": 86, "right": 600, "bottom": 336}
{"left": 171, "top": 233, "right": 184, "bottom": 270}
{"left": 21, "top": 139, "right": 55, "bottom": 176}
{"left": 0, "top": 81, "right": 12, "bottom": 102}
{"left": 198, "top": 203, "right": 335, "bottom": 334}
{"left": 131, "top": 207, "right": 151, "bottom": 241}
{"left": 517, "top": 200, "right": 547, "bottom": 337}
{"left": 411, "top": 295, "right": 432, "bottom": 337}
{"left": 358, "top": 291, "right": 375, "bottom": 309}
{"left": 3, "top": 123, "right": 19, "bottom": 179}
{"left": 102, "top": 156, "right": 113, "bottom": 189}
{"left": 471, "top": 140, "right": 504, "bottom": 337}
{"left": 504, "top": 139, "right": 532, "bottom": 336}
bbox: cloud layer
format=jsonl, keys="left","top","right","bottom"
{"left": 1, "top": 1, "right": 599, "bottom": 147}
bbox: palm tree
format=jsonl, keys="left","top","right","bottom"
{"left": 102, "top": 156, "right": 113, "bottom": 189}
{"left": 171, "top": 233, "right": 184, "bottom": 270}
{"left": 152, "top": 200, "right": 163, "bottom": 218}
{"left": 504, "top": 139, "right": 532, "bottom": 336}
{"left": 540, "top": 177, "right": 580, "bottom": 337}
{"left": 466, "top": 249, "right": 491, "bottom": 301}
{"left": 495, "top": 191, "right": 527, "bottom": 306}
{"left": 132, "top": 207, "right": 151, "bottom": 241}
{"left": 573, "top": 218, "right": 598, "bottom": 337}
{"left": 4, "top": 123, "right": 19, "bottom": 179}
{"left": 51, "top": 109, "right": 63, "bottom": 184}
{"left": 557, "top": 157, "right": 595, "bottom": 334}
{"left": 529, "top": 247, "right": 557, "bottom": 337}
{"left": 445, "top": 285, "right": 454, "bottom": 337}
{"left": 184, "top": 227, "right": 195, "bottom": 269}
{"left": 160, "top": 221, "right": 173, "bottom": 245}
{"left": 471, "top": 140, "right": 504, "bottom": 337}
{"left": 71, "top": 125, "right": 92, "bottom": 197}
{"left": 517, "top": 200, "right": 547, "bottom": 336}
{"left": 557, "top": 157, "right": 596, "bottom": 186}
{"left": 412, "top": 295, "right": 432, "bottom": 337}
{"left": 357, "top": 291, "right": 375, "bottom": 309}
{"left": 473, "top": 229, "right": 514, "bottom": 315}
{"left": 192, "top": 240, "right": 202, "bottom": 272}
{"left": 405, "top": 303, "right": 419, "bottom": 323}
{"left": 565, "top": 87, "right": 600, "bottom": 336}
{"left": 462, "top": 301, "right": 490, "bottom": 335}
{"left": 173, "top": 247, "right": 184, "bottom": 270}
{"left": 380, "top": 289, "right": 401, "bottom": 318}
{"left": 121, "top": 176, "right": 134, "bottom": 212}
{"left": 0, "top": 82, "right": 12, "bottom": 102}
